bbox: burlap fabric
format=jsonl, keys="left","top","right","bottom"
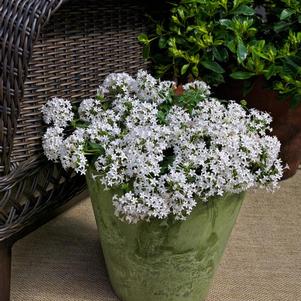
{"left": 11, "top": 171, "right": 301, "bottom": 301}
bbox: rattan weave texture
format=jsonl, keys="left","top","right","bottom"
{"left": 0, "top": 0, "right": 147, "bottom": 240}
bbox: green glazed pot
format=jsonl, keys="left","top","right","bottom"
{"left": 86, "top": 169, "right": 245, "bottom": 301}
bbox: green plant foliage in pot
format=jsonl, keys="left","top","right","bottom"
{"left": 42, "top": 71, "right": 283, "bottom": 301}
{"left": 139, "top": 0, "right": 301, "bottom": 178}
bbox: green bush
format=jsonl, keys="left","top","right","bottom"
{"left": 139, "top": 0, "right": 301, "bottom": 106}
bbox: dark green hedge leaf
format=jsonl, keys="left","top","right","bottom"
{"left": 226, "top": 39, "right": 236, "bottom": 53}
{"left": 280, "top": 9, "right": 294, "bottom": 20}
{"left": 274, "top": 22, "right": 291, "bottom": 33}
{"left": 237, "top": 40, "right": 248, "bottom": 63}
{"left": 219, "top": 19, "right": 233, "bottom": 29}
{"left": 264, "top": 65, "right": 278, "bottom": 80}
{"left": 233, "top": 5, "right": 255, "bottom": 16}
{"left": 230, "top": 71, "right": 256, "bottom": 79}
{"left": 201, "top": 60, "right": 225, "bottom": 74}
{"left": 213, "top": 47, "right": 229, "bottom": 62}
{"left": 159, "top": 37, "right": 168, "bottom": 49}
{"left": 192, "top": 65, "right": 199, "bottom": 77}
{"left": 181, "top": 63, "right": 190, "bottom": 75}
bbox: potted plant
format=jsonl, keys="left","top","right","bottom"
{"left": 138, "top": 0, "right": 301, "bottom": 179}
{"left": 41, "top": 70, "right": 282, "bottom": 301}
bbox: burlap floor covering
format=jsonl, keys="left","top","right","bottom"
{"left": 11, "top": 171, "right": 301, "bottom": 301}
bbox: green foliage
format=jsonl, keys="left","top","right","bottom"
{"left": 138, "top": 0, "right": 301, "bottom": 106}
{"left": 157, "top": 89, "right": 208, "bottom": 124}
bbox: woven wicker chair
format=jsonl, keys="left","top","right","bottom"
{"left": 0, "top": 0, "right": 150, "bottom": 299}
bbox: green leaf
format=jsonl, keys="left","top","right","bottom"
{"left": 177, "top": 7, "right": 185, "bottom": 21}
{"left": 232, "top": 5, "right": 255, "bottom": 16}
{"left": 264, "top": 65, "right": 278, "bottom": 80}
{"left": 181, "top": 63, "right": 190, "bottom": 75}
{"left": 192, "top": 65, "right": 199, "bottom": 77}
{"left": 213, "top": 47, "right": 228, "bottom": 62}
{"left": 213, "top": 47, "right": 223, "bottom": 62}
{"left": 280, "top": 9, "right": 294, "bottom": 20}
{"left": 213, "top": 39, "right": 224, "bottom": 46}
{"left": 138, "top": 33, "right": 149, "bottom": 44}
{"left": 121, "top": 183, "right": 131, "bottom": 193}
{"left": 284, "top": 57, "right": 300, "bottom": 73}
{"left": 155, "top": 64, "right": 172, "bottom": 78}
{"left": 226, "top": 39, "right": 236, "bottom": 53}
{"left": 230, "top": 71, "right": 256, "bottom": 79}
{"left": 87, "top": 142, "right": 105, "bottom": 155}
{"left": 274, "top": 22, "right": 291, "bottom": 33}
{"left": 187, "top": 25, "right": 208, "bottom": 34}
{"left": 233, "top": 0, "right": 242, "bottom": 9}
{"left": 172, "top": 15, "right": 182, "bottom": 25}
{"left": 201, "top": 60, "right": 225, "bottom": 74}
{"left": 158, "top": 37, "right": 168, "bottom": 49}
{"left": 240, "top": 99, "right": 248, "bottom": 108}
{"left": 220, "top": 19, "right": 233, "bottom": 29}
{"left": 143, "top": 44, "right": 150, "bottom": 59}
{"left": 157, "top": 110, "right": 167, "bottom": 124}
{"left": 237, "top": 40, "right": 248, "bottom": 63}
{"left": 299, "top": 16, "right": 301, "bottom": 23}
{"left": 252, "top": 48, "right": 269, "bottom": 61}
{"left": 156, "top": 24, "right": 163, "bottom": 35}
{"left": 159, "top": 155, "right": 176, "bottom": 174}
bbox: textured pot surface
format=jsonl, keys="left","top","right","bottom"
{"left": 216, "top": 77, "right": 301, "bottom": 180}
{"left": 86, "top": 169, "right": 244, "bottom": 301}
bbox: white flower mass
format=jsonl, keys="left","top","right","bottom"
{"left": 42, "top": 70, "right": 283, "bottom": 223}
{"left": 41, "top": 97, "right": 74, "bottom": 128}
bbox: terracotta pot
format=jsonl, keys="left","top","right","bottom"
{"left": 215, "top": 77, "right": 301, "bottom": 180}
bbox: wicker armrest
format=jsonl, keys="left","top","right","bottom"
{"left": 0, "top": 0, "right": 63, "bottom": 174}
{"left": 0, "top": 0, "right": 147, "bottom": 240}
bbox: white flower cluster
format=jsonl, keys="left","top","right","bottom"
{"left": 41, "top": 97, "right": 74, "bottom": 127}
{"left": 182, "top": 80, "right": 211, "bottom": 95}
{"left": 42, "top": 70, "right": 283, "bottom": 223}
